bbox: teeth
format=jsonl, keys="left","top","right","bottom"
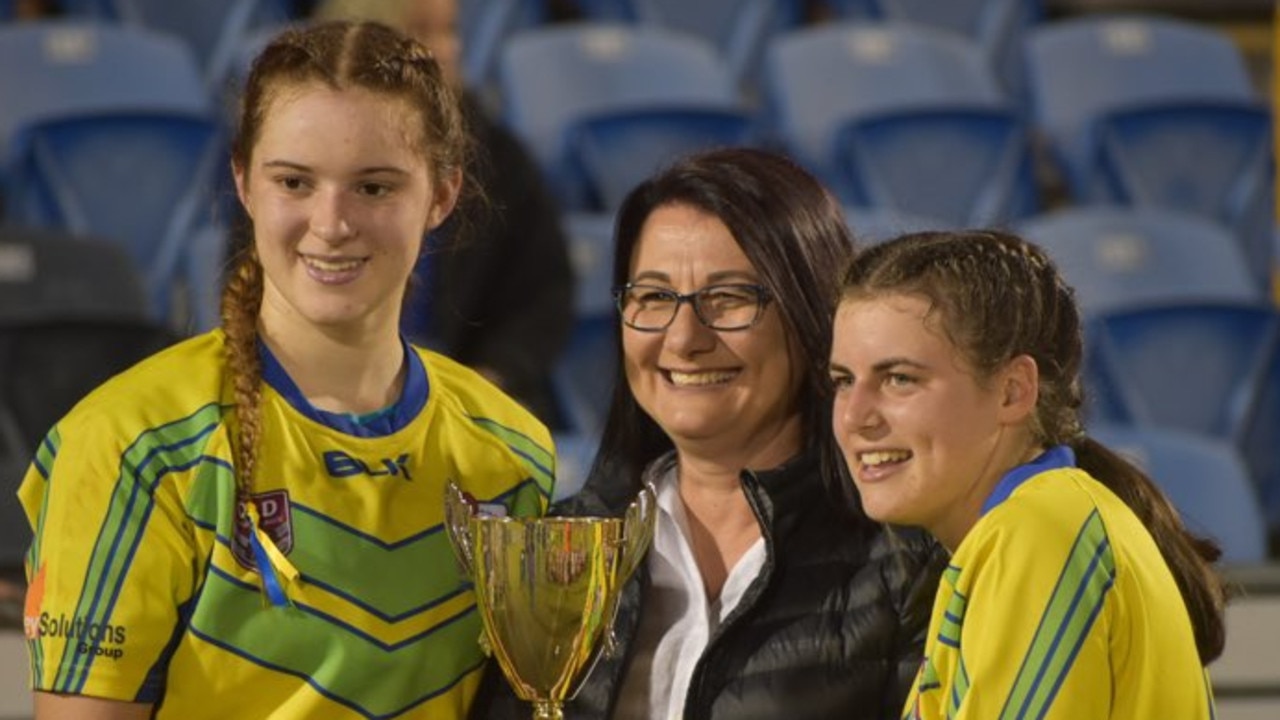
{"left": 304, "top": 257, "right": 362, "bottom": 272}
{"left": 669, "top": 370, "right": 736, "bottom": 386}
{"left": 860, "top": 451, "right": 910, "bottom": 466}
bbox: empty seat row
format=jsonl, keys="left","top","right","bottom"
{"left": 0, "top": 20, "right": 230, "bottom": 333}
{"left": 494, "top": 15, "right": 1272, "bottom": 289}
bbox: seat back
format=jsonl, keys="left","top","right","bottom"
{"left": 837, "top": 105, "right": 1036, "bottom": 225}
{"left": 842, "top": 205, "right": 947, "bottom": 246}
{"left": 843, "top": 0, "right": 1043, "bottom": 93}
{"left": 630, "top": 0, "right": 796, "bottom": 91}
{"left": 0, "top": 227, "right": 151, "bottom": 325}
{"left": 1089, "top": 422, "right": 1267, "bottom": 565}
{"left": 1087, "top": 302, "right": 1280, "bottom": 442}
{"left": 554, "top": 212, "right": 620, "bottom": 439}
{"left": 1096, "top": 101, "right": 1274, "bottom": 286}
{"left": 1024, "top": 14, "right": 1260, "bottom": 200}
{"left": 107, "top": 0, "right": 292, "bottom": 93}
{"left": 499, "top": 23, "right": 741, "bottom": 209}
{"left": 762, "top": 21, "right": 1006, "bottom": 194}
{"left": 0, "top": 320, "right": 180, "bottom": 456}
{"left": 4, "top": 111, "right": 226, "bottom": 330}
{"left": 458, "top": 0, "right": 526, "bottom": 90}
{"left": 0, "top": 20, "right": 209, "bottom": 159}
{"left": 570, "top": 107, "right": 755, "bottom": 212}
{"left": 0, "top": 227, "right": 169, "bottom": 483}
{"left": 1016, "top": 206, "right": 1263, "bottom": 320}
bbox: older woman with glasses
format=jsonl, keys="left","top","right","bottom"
{"left": 474, "top": 147, "right": 945, "bottom": 720}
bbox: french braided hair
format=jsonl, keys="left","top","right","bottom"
{"left": 223, "top": 20, "right": 470, "bottom": 506}
{"left": 838, "top": 229, "right": 1228, "bottom": 663}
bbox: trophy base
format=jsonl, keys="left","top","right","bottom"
{"left": 532, "top": 701, "right": 564, "bottom": 720}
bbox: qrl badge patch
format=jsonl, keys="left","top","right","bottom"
{"left": 233, "top": 490, "right": 294, "bottom": 571}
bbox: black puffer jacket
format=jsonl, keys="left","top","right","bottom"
{"left": 472, "top": 447, "right": 946, "bottom": 720}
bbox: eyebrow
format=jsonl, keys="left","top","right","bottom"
{"left": 260, "top": 160, "right": 411, "bottom": 177}
{"left": 629, "top": 269, "right": 760, "bottom": 284}
{"left": 874, "top": 357, "right": 928, "bottom": 373}
{"left": 828, "top": 357, "right": 929, "bottom": 376}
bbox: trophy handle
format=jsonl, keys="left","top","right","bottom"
{"left": 619, "top": 483, "right": 657, "bottom": 583}
{"left": 600, "top": 483, "right": 657, "bottom": 658}
{"left": 443, "top": 480, "right": 478, "bottom": 577}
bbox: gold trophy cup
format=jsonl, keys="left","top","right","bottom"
{"left": 444, "top": 481, "right": 655, "bottom": 720}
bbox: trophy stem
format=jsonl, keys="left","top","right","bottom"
{"left": 532, "top": 701, "right": 564, "bottom": 720}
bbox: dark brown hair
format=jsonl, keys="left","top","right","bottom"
{"left": 223, "top": 20, "right": 469, "bottom": 503}
{"left": 838, "top": 229, "right": 1227, "bottom": 662}
{"left": 591, "top": 147, "right": 859, "bottom": 520}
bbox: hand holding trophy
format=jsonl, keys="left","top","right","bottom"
{"left": 445, "top": 481, "right": 656, "bottom": 720}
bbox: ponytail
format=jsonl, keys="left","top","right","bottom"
{"left": 1072, "top": 437, "right": 1228, "bottom": 662}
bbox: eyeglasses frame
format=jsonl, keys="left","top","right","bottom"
{"left": 612, "top": 282, "right": 774, "bottom": 332}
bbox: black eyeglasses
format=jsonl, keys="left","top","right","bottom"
{"left": 613, "top": 282, "right": 773, "bottom": 332}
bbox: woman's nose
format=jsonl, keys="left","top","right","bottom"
{"left": 836, "top": 383, "right": 884, "bottom": 436}
{"left": 662, "top": 299, "right": 717, "bottom": 355}
{"left": 310, "top": 189, "right": 354, "bottom": 244}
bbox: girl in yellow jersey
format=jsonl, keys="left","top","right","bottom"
{"left": 19, "top": 21, "right": 553, "bottom": 719}
{"left": 829, "top": 230, "right": 1226, "bottom": 719}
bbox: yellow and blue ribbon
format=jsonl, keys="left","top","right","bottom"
{"left": 244, "top": 500, "right": 301, "bottom": 608}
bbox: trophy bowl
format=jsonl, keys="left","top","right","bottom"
{"left": 445, "top": 481, "right": 655, "bottom": 720}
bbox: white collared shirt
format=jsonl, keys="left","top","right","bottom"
{"left": 611, "top": 465, "right": 766, "bottom": 720}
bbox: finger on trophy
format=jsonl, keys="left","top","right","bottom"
{"left": 443, "top": 480, "right": 479, "bottom": 576}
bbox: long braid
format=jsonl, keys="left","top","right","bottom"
{"left": 221, "top": 247, "right": 264, "bottom": 503}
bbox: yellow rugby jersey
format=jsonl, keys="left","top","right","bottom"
{"left": 19, "top": 330, "right": 555, "bottom": 719}
{"left": 902, "top": 446, "right": 1215, "bottom": 720}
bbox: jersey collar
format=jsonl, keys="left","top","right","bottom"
{"left": 258, "top": 336, "right": 429, "bottom": 437}
{"left": 980, "top": 444, "right": 1076, "bottom": 516}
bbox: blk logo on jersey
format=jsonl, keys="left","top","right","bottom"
{"left": 233, "top": 490, "right": 294, "bottom": 571}
{"left": 323, "top": 450, "right": 412, "bottom": 481}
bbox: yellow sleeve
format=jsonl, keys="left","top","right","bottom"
{"left": 948, "top": 508, "right": 1114, "bottom": 719}
{"left": 19, "top": 410, "right": 204, "bottom": 702}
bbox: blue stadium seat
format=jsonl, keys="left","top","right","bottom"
{"left": 1085, "top": 302, "right": 1280, "bottom": 533}
{"left": 1025, "top": 15, "right": 1262, "bottom": 191}
{"left": 842, "top": 205, "right": 947, "bottom": 246}
{"left": 4, "top": 111, "right": 228, "bottom": 332}
{"left": 499, "top": 22, "right": 747, "bottom": 211}
{"left": 0, "top": 21, "right": 210, "bottom": 161}
{"left": 1015, "top": 206, "right": 1264, "bottom": 320}
{"left": 570, "top": 107, "right": 755, "bottom": 211}
{"left": 458, "top": 0, "right": 528, "bottom": 91}
{"left": 834, "top": 105, "right": 1036, "bottom": 226}
{"left": 1089, "top": 422, "right": 1267, "bottom": 565}
{"left": 763, "top": 21, "right": 1035, "bottom": 225}
{"left": 1024, "top": 14, "right": 1271, "bottom": 259}
{"left": 1094, "top": 102, "right": 1273, "bottom": 289}
{"left": 553, "top": 211, "right": 619, "bottom": 439}
{"left": 626, "top": 0, "right": 802, "bottom": 92}
{"left": 99, "top": 0, "right": 293, "bottom": 95}
{"left": 829, "top": 0, "right": 1044, "bottom": 94}
{"left": 0, "top": 227, "right": 178, "bottom": 461}
{"left": 0, "top": 227, "right": 151, "bottom": 325}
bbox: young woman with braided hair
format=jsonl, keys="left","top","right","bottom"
{"left": 18, "top": 21, "right": 553, "bottom": 719}
{"left": 829, "top": 230, "right": 1226, "bottom": 719}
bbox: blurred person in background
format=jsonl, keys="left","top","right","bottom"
{"left": 315, "top": 0, "right": 576, "bottom": 428}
